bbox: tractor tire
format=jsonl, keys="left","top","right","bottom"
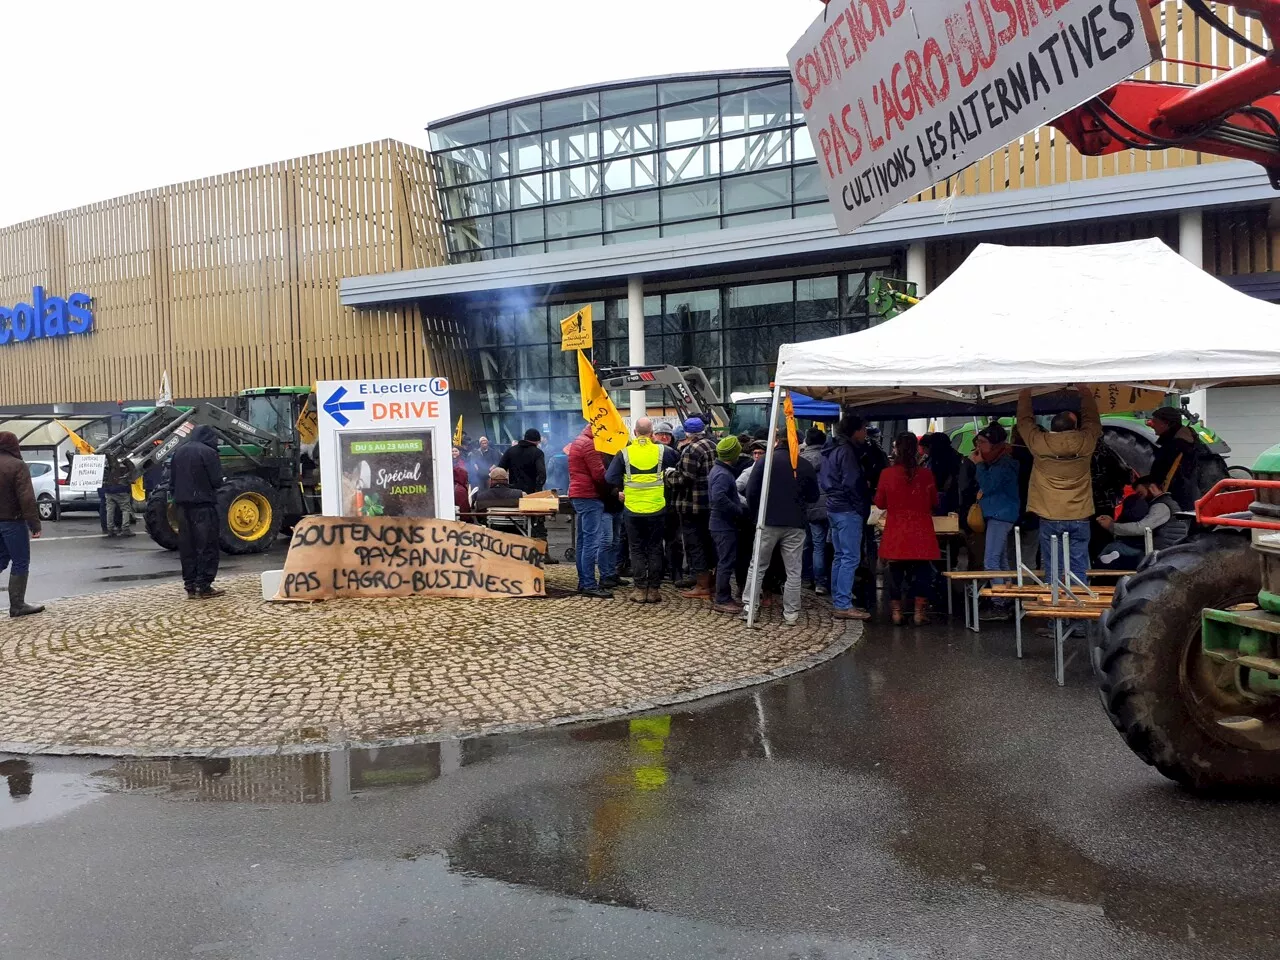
{"left": 1094, "top": 533, "right": 1280, "bottom": 791}
{"left": 217, "top": 476, "right": 283, "bottom": 555}
{"left": 144, "top": 492, "right": 181, "bottom": 551}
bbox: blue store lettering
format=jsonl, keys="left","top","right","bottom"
{"left": 0, "top": 286, "right": 94, "bottom": 346}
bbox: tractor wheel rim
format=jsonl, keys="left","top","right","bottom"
{"left": 228, "top": 492, "right": 272, "bottom": 541}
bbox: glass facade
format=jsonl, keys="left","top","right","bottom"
{"left": 428, "top": 71, "right": 826, "bottom": 263}
{"left": 467, "top": 268, "right": 895, "bottom": 447}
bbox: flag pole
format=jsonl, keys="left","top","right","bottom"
{"left": 746, "top": 383, "right": 784, "bottom": 629}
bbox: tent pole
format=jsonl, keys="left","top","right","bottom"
{"left": 747, "top": 383, "right": 784, "bottom": 629}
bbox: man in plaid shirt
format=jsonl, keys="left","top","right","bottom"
{"left": 676, "top": 417, "right": 718, "bottom": 598}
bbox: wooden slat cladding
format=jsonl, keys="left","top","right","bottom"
{"left": 1203, "top": 207, "right": 1280, "bottom": 275}
{"left": 0, "top": 139, "right": 463, "bottom": 407}
{"left": 911, "top": 2, "right": 1252, "bottom": 203}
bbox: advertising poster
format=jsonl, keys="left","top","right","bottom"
{"left": 337, "top": 430, "right": 436, "bottom": 518}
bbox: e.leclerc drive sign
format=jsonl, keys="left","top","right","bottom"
{"left": 790, "top": 0, "right": 1160, "bottom": 233}
{"left": 316, "top": 377, "right": 455, "bottom": 521}
{"left": 0, "top": 286, "right": 94, "bottom": 346}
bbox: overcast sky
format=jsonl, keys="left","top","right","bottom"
{"left": 0, "top": 0, "right": 818, "bottom": 228}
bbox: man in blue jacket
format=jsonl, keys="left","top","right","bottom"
{"left": 170, "top": 425, "right": 225, "bottom": 599}
{"left": 820, "top": 415, "right": 871, "bottom": 621}
{"left": 708, "top": 436, "right": 746, "bottom": 614}
{"left": 971, "top": 422, "right": 1021, "bottom": 619}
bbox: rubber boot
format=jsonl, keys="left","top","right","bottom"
{"left": 8, "top": 574, "right": 45, "bottom": 618}
{"left": 890, "top": 601, "right": 904, "bottom": 626}
{"left": 680, "top": 572, "right": 713, "bottom": 599}
{"left": 913, "top": 597, "right": 930, "bottom": 626}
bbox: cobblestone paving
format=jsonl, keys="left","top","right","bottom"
{"left": 0, "top": 569, "right": 855, "bottom": 756}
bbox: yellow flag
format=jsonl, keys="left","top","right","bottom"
{"left": 560, "top": 305, "right": 593, "bottom": 352}
{"left": 55, "top": 420, "right": 94, "bottom": 455}
{"left": 577, "top": 349, "right": 629, "bottom": 455}
{"left": 784, "top": 392, "right": 799, "bottom": 472}
{"left": 453, "top": 414, "right": 464, "bottom": 446}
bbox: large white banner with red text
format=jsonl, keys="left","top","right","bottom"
{"left": 789, "top": 0, "right": 1160, "bottom": 233}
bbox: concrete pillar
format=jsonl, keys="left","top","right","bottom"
{"left": 628, "top": 275, "right": 646, "bottom": 418}
{"left": 905, "top": 243, "right": 930, "bottom": 435}
{"left": 1179, "top": 211, "right": 1208, "bottom": 420}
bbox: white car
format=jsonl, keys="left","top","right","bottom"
{"left": 25, "top": 460, "right": 94, "bottom": 521}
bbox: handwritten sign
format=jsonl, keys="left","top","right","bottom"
{"left": 295, "top": 396, "right": 318, "bottom": 446}
{"left": 1087, "top": 383, "right": 1167, "bottom": 415}
{"left": 68, "top": 454, "right": 106, "bottom": 491}
{"left": 274, "top": 516, "right": 546, "bottom": 602}
{"left": 789, "top": 0, "right": 1160, "bottom": 234}
{"left": 577, "top": 349, "right": 629, "bottom": 455}
{"left": 560, "top": 306, "right": 594, "bottom": 352}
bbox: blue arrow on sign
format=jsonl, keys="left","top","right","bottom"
{"left": 323, "top": 385, "right": 365, "bottom": 426}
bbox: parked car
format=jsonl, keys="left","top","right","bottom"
{"left": 24, "top": 459, "right": 95, "bottom": 521}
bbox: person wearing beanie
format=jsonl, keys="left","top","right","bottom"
{"left": 674, "top": 415, "right": 718, "bottom": 598}
{"left": 0, "top": 431, "right": 44, "bottom": 617}
{"left": 708, "top": 435, "right": 746, "bottom": 613}
{"left": 499, "top": 428, "right": 547, "bottom": 496}
{"left": 605, "top": 417, "right": 680, "bottom": 602}
{"left": 650, "top": 419, "right": 685, "bottom": 585}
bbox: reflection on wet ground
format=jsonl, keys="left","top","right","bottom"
{"left": 4, "top": 619, "right": 1280, "bottom": 959}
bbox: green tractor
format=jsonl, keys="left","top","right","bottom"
{"left": 1095, "top": 445, "right": 1280, "bottom": 790}
{"left": 96, "top": 386, "right": 320, "bottom": 555}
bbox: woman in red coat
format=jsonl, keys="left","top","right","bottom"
{"left": 874, "top": 433, "right": 940, "bottom": 625}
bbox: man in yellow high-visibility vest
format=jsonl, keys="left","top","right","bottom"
{"left": 605, "top": 417, "right": 678, "bottom": 604}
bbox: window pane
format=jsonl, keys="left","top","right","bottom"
{"left": 661, "top": 97, "right": 720, "bottom": 147}
{"left": 514, "top": 241, "right": 546, "bottom": 256}
{"left": 550, "top": 377, "right": 579, "bottom": 410}
{"left": 603, "top": 153, "right": 657, "bottom": 193}
{"left": 603, "top": 112, "right": 657, "bottom": 158}
{"left": 664, "top": 289, "right": 720, "bottom": 333}
{"left": 726, "top": 322, "right": 791, "bottom": 366}
{"left": 492, "top": 214, "right": 512, "bottom": 247}
{"left": 723, "top": 168, "right": 791, "bottom": 214}
{"left": 546, "top": 235, "right": 603, "bottom": 252}
{"left": 796, "top": 277, "right": 838, "bottom": 322}
{"left": 662, "top": 144, "right": 720, "bottom": 184}
{"left": 442, "top": 184, "right": 493, "bottom": 219}
{"left": 513, "top": 174, "right": 545, "bottom": 208}
{"left": 727, "top": 281, "right": 793, "bottom": 329}
{"left": 795, "top": 201, "right": 829, "bottom": 218}
{"left": 660, "top": 79, "right": 718, "bottom": 105}
{"left": 662, "top": 181, "right": 720, "bottom": 222}
{"left": 604, "top": 191, "right": 660, "bottom": 231}
{"left": 794, "top": 127, "right": 817, "bottom": 162}
{"left": 437, "top": 145, "right": 490, "bottom": 188}
{"left": 662, "top": 218, "right": 720, "bottom": 238}
{"left": 544, "top": 123, "right": 600, "bottom": 168}
{"left": 509, "top": 104, "right": 541, "bottom": 136}
{"left": 447, "top": 218, "right": 493, "bottom": 252}
{"left": 604, "top": 226, "right": 660, "bottom": 245}
{"left": 546, "top": 164, "right": 601, "bottom": 203}
{"left": 721, "top": 130, "right": 792, "bottom": 174}
{"left": 513, "top": 135, "right": 544, "bottom": 173}
{"left": 491, "top": 179, "right": 511, "bottom": 211}
{"left": 512, "top": 209, "right": 545, "bottom": 243}
{"left": 728, "top": 365, "right": 772, "bottom": 393}
{"left": 542, "top": 92, "right": 601, "bottom": 128}
{"left": 430, "top": 115, "right": 490, "bottom": 151}
{"left": 545, "top": 199, "right": 602, "bottom": 239}
{"left": 795, "top": 320, "right": 840, "bottom": 342}
{"left": 721, "top": 82, "right": 792, "bottom": 136}
{"left": 723, "top": 209, "right": 788, "bottom": 229}
{"left": 794, "top": 162, "right": 825, "bottom": 203}
{"left": 602, "top": 84, "right": 658, "bottom": 118}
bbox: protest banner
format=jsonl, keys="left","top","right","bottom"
{"left": 68, "top": 454, "right": 106, "bottom": 491}
{"left": 577, "top": 350, "right": 629, "bottom": 455}
{"left": 274, "top": 516, "right": 546, "bottom": 602}
{"left": 789, "top": 0, "right": 1160, "bottom": 233}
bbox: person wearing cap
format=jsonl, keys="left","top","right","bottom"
{"left": 650, "top": 419, "right": 686, "bottom": 585}
{"left": 605, "top": 417, "right": 679, "bottom": 603}
{"left": 499, "top": 428, "right": 547, "bottom": 496}
{"left": 471, "top": 465, "right": 524, "bottom": 532}
{"left": 970, "top": 422, "right": 1021, "bottom": 619}
{"left": 0, "top": 431, "right": 44, "bottom": 617}
{"left": 674, "top": 416, "right": 718, "bottom": 599}
{"left": 708, "top": 435, "right": 747, "bottom": 613}
{"left": 743, "top": 433, "right": 820, "bottom": 625}
{"left": 1148, "top": 405, "right": 1213, "bottom": 511}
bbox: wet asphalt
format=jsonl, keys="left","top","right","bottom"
{"left": 4, "top": 528, "right": 1280, "bottom": 958}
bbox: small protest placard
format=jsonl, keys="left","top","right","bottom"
{"left": 68, "top": 454, "right": 106, "bottom": 491}
{"left": 560, "top": 306, "right": 593, "bottom": 352}
{"left": 273, "top": 516, "right": 546, "bottom": 602}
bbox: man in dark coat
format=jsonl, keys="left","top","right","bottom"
{"left": 0, "top": 431, "right": 44, "bottom": 617}
{"left": 743, "top": 438, "right": 820, "bottom": 625}
{"left": 170, "top": 425, "right": 224, "bottom": 599}
{"left": 499, "top": 429, "right": 547, "bottom": 495}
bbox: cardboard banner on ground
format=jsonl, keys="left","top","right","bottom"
{"left": 789, "top": 0, "right": 1160, "bottom": 233}
{"left": 274, "top": 516, "right": 546, "bottom": 602}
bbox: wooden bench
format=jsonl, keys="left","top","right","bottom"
{"left": 943, "top": 570, "right": 1132, "bottom": 635}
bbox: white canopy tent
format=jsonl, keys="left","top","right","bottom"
{"left": 745, "top": 238, "right": 1280, "bottom": 626}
